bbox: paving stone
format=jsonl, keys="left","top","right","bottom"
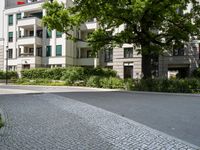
{"left": 0, "top": 94, "right": 199, "bottom": 150}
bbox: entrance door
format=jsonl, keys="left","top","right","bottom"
{"left": 124, "top": 66, "right": 133, "bottom": 79}
{"left": 22, "top": 64, "right": 30, "bottom": 70}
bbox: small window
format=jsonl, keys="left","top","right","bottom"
{"left": 37, "top": 47, "right": 42, "bottom": 57}
{"left": 17, "top": 13, "right": 21, "bottom": 20}
{"left": 46, "top": 46, "right": 52, "bottom": 57}
{"left": 104, "top": 48, "right": 113, "bottom": 62}
{"left": 56, "top": 31, "right": 62, "bottom": 38}
{"left": 46, "top": 30, "right": 52, "bottom": 38}
{"left": 8, "top": 15, "right": 13, "bottom": 25}
{"left": 56, "top": 45, "right": 62, "bottom": 56}
{"left": 124, "top": 48, "right": 133, "bottom": 58}
{"left": 8, "top": 49, "right": 13, "bottom": 59}
{"left": 8, "top": 32, "right": 13, "bottom": 42}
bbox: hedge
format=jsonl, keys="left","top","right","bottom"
{"left": 21, "top": 67, "right": 117, "bottom": 80}
{"left": 133, "top": 78, "right": 200, "bottom": 93}
{"left": 0, "top": 71, "right": 18, "bottom": 79}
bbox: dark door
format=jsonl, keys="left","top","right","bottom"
{"left": 124, "top": 66, "right": 133, "bottom": 79}
{"left": 22, "top": 64, "right": 30, "bottom": 70}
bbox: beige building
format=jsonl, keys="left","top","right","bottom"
{"left": 159, "top": 42, "right": 200, "bottom": 78}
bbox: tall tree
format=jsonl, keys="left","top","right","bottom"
{"left": 42, "top": 0, "right": 200, "bottom": 78}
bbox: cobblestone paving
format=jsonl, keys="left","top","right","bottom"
{"left": 0, "top": 94, "right": 199, "bottom": 150}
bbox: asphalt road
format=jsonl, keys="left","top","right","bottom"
{"left": 55, "top": 91, "right": 200, "bottom": 146}
{"left": 0, "top": 85, "right": 200, "bottom": 146}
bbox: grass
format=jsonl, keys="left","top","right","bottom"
{"left": 0, "top": 114, "right": 4, "bottom": 128}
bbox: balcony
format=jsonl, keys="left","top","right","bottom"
{"left": 77, "top": 41, "right": 89, "bottom": 48}
{"left": 77, "top": 58, "right": 99, "bottom": 66}
{"left": 17, "top": 36, "right": 42, "bottom": 46}
{"left": 80, "top": 22, "right": 98, "bottom": 30}
{"left": 17, "top": 17, "right": 42, "bottom": 27}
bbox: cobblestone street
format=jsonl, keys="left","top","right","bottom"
{"left": 0, "top": 93, "right": 199, "bottom": 150}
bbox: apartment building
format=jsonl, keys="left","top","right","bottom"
{"left": 2, "top": 0, "right": 142, "bottom": 79}
{"left": 1, "top": 0, "right": 199, "bottom": 79}
{"left": 0, "top": 0, "right": 5, "bottom": 70}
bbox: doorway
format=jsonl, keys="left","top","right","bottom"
{"left": 124, "top": 66, "right": 133, "bottom": 79}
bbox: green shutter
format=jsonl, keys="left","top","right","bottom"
{"left": 17, "top": 13, "right": 21, "bottom": 20}
{"left": 46, "top": 46, "right": 51, "bottom": 57}
{"left": 47, "top": 30, "right": 52, "bottom": 38}
{"left": 8, "top": 15, "right": 13, "bottom": 25}
{"left": 8, "top": 32, "right": 13, "bottom": 42}
{"left": 56, "top": 45, "right": 62, "bottom": 56}
{"left": 56, "top": 31, "right": 62, "bottom": 38}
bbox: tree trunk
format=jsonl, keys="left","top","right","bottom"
{"left": 142, "top": 54, "right": 152, "bottom": 79}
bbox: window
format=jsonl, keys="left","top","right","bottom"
{"left": 124, "top": 48, "right": 133, "bottom": 58}
{"left": 46, "top": 46, "right": 52, "bottom": 57}
{"left": 104, "top": 48, "right": 113, "bottom": 62}
{"left": 56, "top": 31, "right": 62, "bottom": 38}
{"left": 87, "top": 50, "right": 93, "bottom": 58}
{"left": 17, "top": 13, "right": 21, "bottom": 20}
{"left": 8, "top": 49, "right": 13, "bottom": 59}
{"left": 56, "top": 45, "right": 62, "bottom": 56}
{"left": 8, "top": 15, "right": 13, "bottom": 25}
{"left": 8, "top": 32, "right": 13, "bottom": 42}
{"left": 37, "top": 47, "right": 42, "bottom": 57}
{"left": 173, "top": 46, "right": 184, "bottom": 56}
{"left": 46, "top": 30, "right": 52, "bottom": 38}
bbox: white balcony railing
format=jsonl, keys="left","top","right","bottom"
{"left": 17, "top": 36, "right": 42, "bottom": 46}
{"left": 77, "top": 58, "right": 99, "bottom": 66}
{"left": 17, "top": 17, "right": 42, "bottom": 27}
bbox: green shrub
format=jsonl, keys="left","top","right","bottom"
{"left": 21, "top": 68, "right": 65, "bottom": 80}
{"left": 100, "top": 77, "right": 124, "bottom": 89}
{"left": 133, "top": 78, "right": 200, "bottom": 93}
{"left": 86, "top": 76, "right": 101, "bottom": 88}
{"left": 192, "top": 68, "right": 200, "bottom": 78}
{"left": 0, "top": 71, "right": 18, "bottom": 79}
{"left": 84, "top": 67, "right": 117, "bottom": 77}
{"left": 61, "top": 67, "right": 85, "bottom": 84}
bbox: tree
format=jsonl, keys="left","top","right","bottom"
{"left": 42, "top": 0, "right": 200, "bottom": 79}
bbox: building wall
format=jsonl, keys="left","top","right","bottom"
{"left": 159, "top": 42, "right": 200, "bottom": 78}
{"left": 112, "top": 44, "right": 142, "bottom": 79}
{"left": 0, "top": 39, "right": 4, "bottom": 70}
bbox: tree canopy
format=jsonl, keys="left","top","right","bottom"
{"left": 42, "top": 0, "right": 200, "bottom": 78}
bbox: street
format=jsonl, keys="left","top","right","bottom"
{"left": 0, "top": 85, "right": 199, "bottom": 149}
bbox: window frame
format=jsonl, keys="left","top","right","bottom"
{"left": 56, "top": 31, "right": 62, "bottom": 38}
{"left": 46, "top": 46, "right": 52, "bottom": 57}
{"left": 8, "top": 32, "right": 13, "bottom": 42}
{"left": 124, "top": 47, "right": 133, "bottom": 58}
{"left": 8, "top": 15, "right": 13, "bottom": 25}
{"left": 56, "top": 45, "right": 62, "bottom": 56}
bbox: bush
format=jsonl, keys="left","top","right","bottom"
{"left": 86, "top": 76, "right": 101, "bottom": 88}
{"left": 100, "top": 77, "right": 124, "bottom": 89}
{"left": 16, "top": 78, "right": 66, "bottom": 86}
{"left": 133, "top": 78, "right": 200, "bottom": 93}
{"left": 61, "top": 67, "right": 85, "bottom": 84}
{"left": 192, "top": 68, "right": 200, "bottom": 78}
{"left": 84, "top": 67, "right": 117, "bottom": 78}
{"left": 21, "top": 68, "right": 65, "bottom": 80}
{"left": 0, "top": 71, "right": 18, "bottom": 79}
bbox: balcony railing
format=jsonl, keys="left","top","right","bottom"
{"left": 19, "top": 53, "right": 34, "bottom": 57}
